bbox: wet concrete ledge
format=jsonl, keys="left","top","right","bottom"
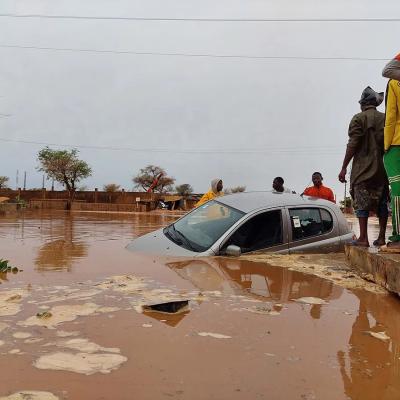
{"left": 345, "top": 245, "right": 400, "bottom": 296}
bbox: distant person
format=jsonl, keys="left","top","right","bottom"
{"left": 380, "top": 54, "right": 400, "bottom": 251}
{"left": 195, "top": 179, "right": 224, "bottom": 207}
{"left": 272, "top": 177, "right": 295, "bottom": 194}
{"left": 338, "top": 86, "right": 388, "bottom": 247}
{"left": 303, "top": 172, "right": 335, "bottom": 203}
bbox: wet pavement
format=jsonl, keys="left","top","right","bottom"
{"left": 0, "top": 211, "right": 400, "bottom": 400}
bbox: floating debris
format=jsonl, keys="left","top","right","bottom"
{"left": 293, "top": 297, "right": 328, "bottom": 305}
{"left": 56, "top": 338, "right": 120, "bottom": 354}
{"left": 97, "top": 306, "right": 120, "bottom": 313}
{"left": 42, "top": 289, "right": 101, "bottom": 305}
{"left": 367, "top": 331, "right": 391, "bottom": 341}
{"left": 142, "top": 324, "right": 153, "bottom": 328}
{"left": 12, "top": 332, "right": 32, "bottom": 339}
{"left": 142, "top": 300, "right": 189, "bottom": 314}
{"left": 20, "top": 303, "right": 101, "bottom": 328}
{"left": 0, "top": 391, "right": 59, "bottom": 400}
{"left": 0, "top": 289, "right": 28, "bottom": 317}
{"left": 34, "top": 352, "right": 127, "bottom": 375}
{"left": 56, "top": 330, "right": 80, "bottom": 338}
{"left": 36, "top": 311, "right": 52, "bottom": 319}
{"left": 198, "top": 332, "right": 232, "bottom": 339}
{"left": 0, "top": 259, "right": 19, "bottom": 273}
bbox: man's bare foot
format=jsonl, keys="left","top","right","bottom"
{"left": 373, "top": 238, "right": 386, "bottom": 246}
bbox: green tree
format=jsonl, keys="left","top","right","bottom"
{"left": 103, "top": 183, "right": 121, "bottom": 192}
{"left": 37, "top": 147, "right": 92, "bottom": 207}
{"left": 104, "top": 183, "right": 121, "bottom": 203}
{"left": 133, "top": 165, "right": 175, "bottom": 193}
{"left": 340, "top": 196, "right": 352, "bottom": 208}
{"left": 175, "top": 183, "right": 193, "bottom": 196}
{"left": 0, "top": 176, "right": 9, "bottom": 189}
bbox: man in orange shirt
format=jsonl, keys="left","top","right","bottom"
{"left": 303, "top": 172, "right": 335, "bottom": 202}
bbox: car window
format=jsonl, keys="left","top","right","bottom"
{"left": 320, "top": 209, "right": 333, "bottom": 232}
{"left": 289, "top": 208, "right": 333, "bottom": 241}
{"left": 223, "top": 210, "right": 283, "bottom": 253}
{"left": 167, "top": 201, "right": 245, "bottom": 252}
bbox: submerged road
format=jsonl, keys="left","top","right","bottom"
{"left": 0, "top": 211, "right": 399, "bottom": 400}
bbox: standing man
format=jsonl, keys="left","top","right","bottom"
{"left": 303, "top": 172, "right": 335, "bottom": 202}
{"left": 381, "top": 55, "right": 400, "bottom": 251}
{"left": 339, "top": 87, "right": 388, "bottom": 247}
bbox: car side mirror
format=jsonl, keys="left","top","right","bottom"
{"left": 225, "top": 245, "right": 241, "bottom": 257}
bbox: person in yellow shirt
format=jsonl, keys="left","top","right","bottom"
{"left": 381, "top": 54, "right": 400, "bottom": 251}
{"left": 195, "top": 179, "right": 224, "bottom": 207}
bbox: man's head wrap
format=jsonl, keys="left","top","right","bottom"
{"left": 359, "top": 86, "right": 384, "bottom": 107}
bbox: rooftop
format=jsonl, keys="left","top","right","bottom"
{"left": 217, "top": 191, "right": 337, "bottom": 213}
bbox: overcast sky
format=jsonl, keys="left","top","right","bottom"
{"left": 0, "top": 0, "right": 399, "bottom": 198}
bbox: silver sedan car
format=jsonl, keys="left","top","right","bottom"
{"left": 126, "top": 191, "right": 354, "bottom": 257}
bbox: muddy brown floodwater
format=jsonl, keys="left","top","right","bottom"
{"left": 0, "top": 210, "right": 400, "bottom": 400}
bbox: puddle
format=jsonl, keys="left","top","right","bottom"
{"left": 0, "top": 211, "right": 399, "bottom": 399}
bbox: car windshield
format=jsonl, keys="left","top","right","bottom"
{"left": 164, "top": 201, "right": 245, "bottom": 252}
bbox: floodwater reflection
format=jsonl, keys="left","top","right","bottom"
{"left": 34, "top": 216, "right": 88, "bottom": 271}
{"left": 338, "top": 291, "right": 400, "bottom": 400}
{"left": 168, "top": 257, "right": 342, "bottom": 308}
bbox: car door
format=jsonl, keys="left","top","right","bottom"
{"left": 287, "top": 206, "right": 340, "bottom": 253}
{"left": 217, "top": 208, "right": 289, "bottom": 255}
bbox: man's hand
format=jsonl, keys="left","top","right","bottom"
{"left": 338, "top": 168, "right": 347, "bottom": 183}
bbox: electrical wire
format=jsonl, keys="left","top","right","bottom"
{"left": 0, "top": 13, "right": 399, "bottom": 23}
{"left": 0, "top": 137, "right": 345, "bottom": 155}
{"left": 0, "top": 44, "right": 389, "bottom": 61}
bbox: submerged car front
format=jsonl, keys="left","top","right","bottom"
{"left": 126, "top": 200, "right": 245, "bottom": 256}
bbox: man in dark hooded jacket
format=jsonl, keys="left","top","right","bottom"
{"left": 339, "top": 87, "right": 389, "bottom": 247}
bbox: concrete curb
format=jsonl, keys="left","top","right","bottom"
{"left": 345, "top": 245, "right": 400, "bottom": 296}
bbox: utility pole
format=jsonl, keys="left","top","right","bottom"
{"left": 23, "top": 171, "right": 26, "bottom": 190}
{"left": 16, "top": 169, "right": 19, "bottom": 189}
{"left": 42, "top": 174, "right": 45, "bottom": 189}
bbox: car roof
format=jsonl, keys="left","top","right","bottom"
{"left": 216, "top": 191, "right": 338, "bottom": 214}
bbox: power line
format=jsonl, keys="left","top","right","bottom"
{"left": 0, "top": 13, "right": 399, "bottom": 23}
{"left": 0, "top": 44, "right": 389, "bottom": 61}
{"left": 0, "top": 137, "right": 345, "bottom": 155}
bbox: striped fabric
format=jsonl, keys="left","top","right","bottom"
{"left": 384, "top": 146, "right": 400, "bottom": 242}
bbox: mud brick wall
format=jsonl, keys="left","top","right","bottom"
{"left": 0, "top": 189, "right": 162, "bottom": 204}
